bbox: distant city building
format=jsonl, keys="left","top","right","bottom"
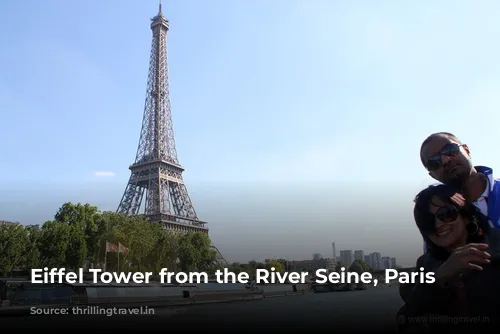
{"left": 340, "top": 250, "right": 353, "bottom": 267}
{"left": 332, "top": 242, "right": 336, "bottom": 263}
{"left": 290, "top": 258, "right": 335, "bottom": 272}
{"left": 313, "top": 253, "right": 323, "bottom": 260}
{"left": 0, "top": 221, "right": 20, "bottom": 226}
{"left": 24, "top": 224, "right": 40, "bottom": 231}
{"left": 370, "top": 252, "right": 381, "bottom": 270}
{"left": 293, "top": 241, "right": 399, "bottom": 272}
{"left": 364, "top": 255, "right": 372, "bottom": 268}
{"left": 380, "top": 256, "right": 391, "bottom": 270}
{"left": 354, "top": 250, "right": 364, "bottom": 261}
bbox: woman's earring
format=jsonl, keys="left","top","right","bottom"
{"left": 466, "top": 222, "right": 480, "bottom": 235}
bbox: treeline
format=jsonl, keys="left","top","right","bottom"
{"left": 0, "top": 202, "right": 216, "bottom": 276}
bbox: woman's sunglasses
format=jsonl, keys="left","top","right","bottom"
{"left": 435, "top": 204, "right": 460, "bottom": 222}
{"left": 426, "top": 143, "right": 463, "bottom": 171}
{"left": 421, "top": 204, "right": 461, "bottom": 233}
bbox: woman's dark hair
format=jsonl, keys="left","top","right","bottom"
{"left": 414, "top": 184, "right": 489, "bottom": 260}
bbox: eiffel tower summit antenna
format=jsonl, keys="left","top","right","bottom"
{"left": 117, "top": 5, "right": 229, "bottom": 267}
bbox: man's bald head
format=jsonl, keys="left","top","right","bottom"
{"left": 420, "top": 132, "right": 473, "bottom": 187}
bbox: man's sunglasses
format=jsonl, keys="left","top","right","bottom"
{"left": 426, "top": 143, "right": 463, "bottom": 171}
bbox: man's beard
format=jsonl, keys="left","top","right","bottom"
{"left": 445, "top": 170, "right": 472, "bottom": 190}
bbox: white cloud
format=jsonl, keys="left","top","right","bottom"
{"left": 93, "top": 171, "right": 116, "bottom": 177}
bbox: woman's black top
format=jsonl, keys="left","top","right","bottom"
{"left": 397, "top": 229, "right": 500, "bottom": 331}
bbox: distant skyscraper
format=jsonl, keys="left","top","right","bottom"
{"left": 313, "top": 253, "right": 322, "bottom": 260}
{"left": 364, "top": 255, "right": 372, "bottom": 268}
{"left": 332, "top": 242, "right": 336, "bottom": 262}
{"left": 340, "top": 250, "right": 353, "bottom": 267}
{"left": 370, "top": 252, "right": 381, "bottom": 270}
{"left": 380, "top": 257, "right": 391, "bottom": 270}
{"left": 390, "top": 257, "right": 397, "bottom": 268}
{"left": 354, "top": 250, "right": 364, "bottom": 261}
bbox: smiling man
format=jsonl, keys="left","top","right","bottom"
{"left": 420, "top": 132, "right": 500, "bottom": 228}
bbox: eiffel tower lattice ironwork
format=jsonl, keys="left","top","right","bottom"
{"left": 117, "top": 3, "right": 228, "bottom": 267}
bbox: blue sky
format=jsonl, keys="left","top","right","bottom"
{"left": 2, "top": 0, "right": 500, "bottom": 266}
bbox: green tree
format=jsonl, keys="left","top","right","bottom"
{"left": 54, "top": 202, "right": 99, "bottom": 263}
{"left": 192, "top": 232, "right": 217, "bottom": 270}
{"left": 335, "top": 261, "right": 344, "bottom": 272}
{"left": 38, "top": 220, "right": 70, "bottom": 268}
{"left": 228, "top": 262, "right": 244, "bottom": 274}
{"left": 65, "top": 224, "right": 87, "bottom": 269}
{"left": 93, "top": 211, "right": 124, "bottom": 266}
{"left": 275, "top": 258, "right": 289, "bottom": 270}
{"left": 115, "top": 215, "right": 156, "bottom": 271}
{"left": 92, "top": 212, "right": 156, "bottom": 272}
{"left": 0, "top": 224, "right": 28, "bottom": 275}
{"left": 244, "top": 260, "right": 266, "bottom": 276}
{"left": 146, "top": 225, "right": 178, "bottom": 273}
{"left": 23, "top": 225, "right": 42, "bottom": 271}
{"left": 265, "top": 259, "right": 284, "bottom": 272}
{"left": 349, "top": 259, "right": 370, "bottom": 273}
{"left": 177, "top": 232, "right": 216, "bottom": 271}
{"left": 247, "top": 260, "right": 258, "bottom": 270}
{"left": 1, "top": 201, "right": 221, "bottom": 275}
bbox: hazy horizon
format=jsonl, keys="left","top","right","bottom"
{"left": 2, "top": 181, "right": 432, "bottom": 267}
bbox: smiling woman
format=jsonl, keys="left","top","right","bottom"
{"left": 397, "top": 184, "right": 500, "bottom": 331}
{"left": 415, "top": 185, "right": 487, "bottom": 255}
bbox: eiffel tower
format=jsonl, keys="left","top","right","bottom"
{"left": 117, "top": 2, "right": 228, "bottom": 267}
